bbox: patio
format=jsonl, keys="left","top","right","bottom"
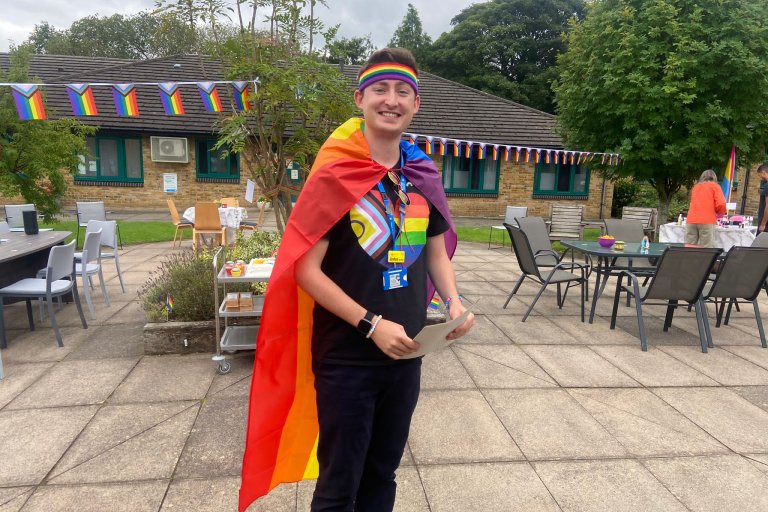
{"left": 3, "top": 228, "right": 768, "bottom": 511}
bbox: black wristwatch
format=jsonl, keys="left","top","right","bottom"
{"left": 356, "top": 310, "right": 375, "bottom": 335}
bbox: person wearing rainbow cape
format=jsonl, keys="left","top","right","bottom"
{"left": 239, "top": 48, "right": 474, "bottom": 512}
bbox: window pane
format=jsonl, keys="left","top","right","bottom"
{"left": 197, "top": 142, "right": 209, "bottom": 174}
{"left": 453, "top": 157, "right": 470, "bottom": 189}
{"left": 98, "top": 139, "right": 118, "bottom": 177}
{"left": 78, "top": 137, "right": 97, "bottom": 177}
{"left": 210, "top": 148, "right": 229, "bottom": 174}
{"left": 482, "top": 159, "right": 496, "bottom": 191}
{"left": 573, "top": 165, "right": 587, "bottom": 193}
{"left": 442, "top": 155, "right": 452, "bottom": 187}
{"left": 557, "top": 164, "right": 572, "bottom": 192}
{"left": 124, "top": 139, "right": 142, "bottom": 179}
{"left": 539, "top": 164, "right": 556, "bottom": 191}
{"left": 470, "top": 159, "right": 481, "bottom": 190}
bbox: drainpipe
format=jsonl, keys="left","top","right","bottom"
{"left": 740, "top": 165, "right": 750, "bottom": 215}
{"left": 599, "top": 176, "right": 607, "bottom": 218}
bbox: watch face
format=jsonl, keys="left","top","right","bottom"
{"left": 357, "top": 311, "right": 374, "bottom": 334}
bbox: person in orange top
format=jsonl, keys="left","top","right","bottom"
{"left": 685, "top": 169, "right": 727, "bottom": 247}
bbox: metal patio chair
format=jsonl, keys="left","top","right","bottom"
{"left": 503, "top": 223, "right": 588, "bottom": 322}
{"left": 488, "top": 206, "right": 528, "bottom": 249}
{"left": 609, "top": 246, "right": 721, "bottom": 352}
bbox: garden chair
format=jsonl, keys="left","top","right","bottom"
{"left": 167, "top": 198, "right": 193, "bottom": 248}
{"left": 488, "top": 206, "right": 528, "bottom": 249}
{"left": 609, "top": 246, "right": 721, "bottom": 352}
{"left": 220, "top": 197, "right": 240, "bottom": 207}
{"left": 76, "top": 201, "right": 123, "bottom": 249}
{"left": 193, "top": 202, "right": 227, "bottom": 249}
{"left": 621, "top": 206, "right": 658, "bottom": 240}
{"left": 0, "top": 240, "right": 88, "bottom": 349}
{"left": 753, "top": 233, "right": 768, "bottom": 298}
{"left": 76, "top": 220, "right": 125, "bottom": 293}
{"left": 603, "top": 217, "right": 657, "bottom": 282}
{"left": 239, "top": 201, "right": 268, "bottom": 233}
{"left": 503, "top": 223, "right": 588, "bottom": 322}
{"left": 548, "top": 204, "right": 584, "bottom": 241}
{"left": 700, "top": 246, "right": 768, "bottom": 348}
{"left": 4, "top": 204, "right": 36, "bottom": 229}
{"left": 0, "top": 221, "right": 9, "bottom": 234}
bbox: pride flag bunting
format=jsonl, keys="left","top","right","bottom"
{"left": 492, "top": 145, "right": 499, "bottom": 160}
{"left": 438, "top": 138, "right": 447, "bottom": 156}
{"left": 425, "top": 136, "right": 434, "bottom": 155}
{"left": 478, "top": 143, "right": 486, "bottom": 160}
{"left": 232, "top": 81, "right": 251, "bottom": 111}
{"left": 453, "top": 140, "right": 461, "bottom": 157}
{"left": 158, "top": 82, "right": 185, "bottom": 115}
{"left": 65, "top": 83, "right": 98, "bottom": 116}
{"left": 464, "top": 142, "right": 473, "bottom": 158}
{"left": 11, "top": 84, "right": 46, "bottom": 120}
{"left": 112, "top": 84, "right": 140, "bottom": 116}
{"left": 197, "top": 81, "right": 223, "bottom": 113}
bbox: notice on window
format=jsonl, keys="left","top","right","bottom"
{"left": 245, "top": 179, "right": 255, "bottom": 203}
{"left": 163, "top": 173, "right": 178, "bottom": 193}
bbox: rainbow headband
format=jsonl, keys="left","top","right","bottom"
{"left": 358, "top": 63, "right": 419, "bottom": 94}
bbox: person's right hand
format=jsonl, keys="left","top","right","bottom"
{"left": 370, "top": 318, "right": 420, "bottom": 360}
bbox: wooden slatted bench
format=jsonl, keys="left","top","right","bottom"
{"left": 622, "top": 206, "right": 658, "bottom": 239}
{"left": 548, "top": 204, "right": 584, "bottom": 240}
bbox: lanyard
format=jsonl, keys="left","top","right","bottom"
{"left": 376, "top": 179, "right": 406, "bottom": 256}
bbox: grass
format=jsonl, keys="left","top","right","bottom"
{"left": 41, "top": 220, "right": 177, "bottom": 247}
{"left": 457, "top": 225, "right": 601, "bottom": 252}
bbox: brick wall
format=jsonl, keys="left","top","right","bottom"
{"left": 740, "top": 164, "right": 764, "bottom": 217}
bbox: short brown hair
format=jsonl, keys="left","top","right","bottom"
{"left": 358, "top": 48, "right": 419, "bottom": 80}
{"left": 758, "top": 163, "right": 768, "bottom": 174}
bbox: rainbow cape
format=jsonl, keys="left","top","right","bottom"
{"left": 239, "top": 117, "right": 456, "bottom": 511}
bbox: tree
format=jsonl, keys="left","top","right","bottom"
{"left": 388, "top": 3, "right": 431, "bottom": 65}
{"left": 425, "top": 0, "right": 584, "bottom": 113}
{"left": 322, "top": 25, "right": 375, "bottom": 65}
{"left": 553, "top": 0, "right": 768, "bottom": 223}
{"left": 0, "top": 49, "right": 95, "bottom": 221}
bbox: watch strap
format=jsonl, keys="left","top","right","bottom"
{"left": 356, "top": 310, "right": 375, "bottom": 334}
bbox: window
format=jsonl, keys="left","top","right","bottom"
{"left": 196, "top": 140, "right": 239, "bottom": 181}
{"left": 442, "top": 152, "right": 499, "bottom": 194}
{"left": 534, "top": 162, "right": 589, "bottom": 197}
{"left": 76, "top": 136, "right": 143, "bottom": 183}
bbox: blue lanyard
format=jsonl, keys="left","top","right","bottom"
{"left": 376, "top": 180, "right": 406, "bottom": 254}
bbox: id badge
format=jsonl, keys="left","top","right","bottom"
{"left": 388, "top": 250, "right": 405, "bottom": 264}
{"left": 382, "top": 268, "right": 408, "bottom": 290}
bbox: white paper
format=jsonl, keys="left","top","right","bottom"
{"left": 726, "top": 202, "right": 737, "bottom": 211}
{"left": 163, "top": 173, "right": 177, "bottom": 193}
{"left": 245, "top": 179, "right": 255, "bottom": 203}
{"left": 401, "top": 309, "right": 473, "bottom": 359}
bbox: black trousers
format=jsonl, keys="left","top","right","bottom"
{"left": 310, "top": 358, "right": 422, "bottom": 512}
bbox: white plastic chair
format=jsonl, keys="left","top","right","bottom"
{"left": 76, "top": 201, "right": 122, "bottom": 249}
{"left": 0, "top": 221, "right": 10, "bottom": 234}
{"left": 39, "top": 229, "right": 109, "bottom": 320}
{"left": 76, "top": 220, "right": 125, "bottom": 293}
{"left": 0, "top": 240, "right": 88, "bottom": 348}
{"left": 488, "top": 206, "right": 528, "bottom": 249}
{"left": 4, "top": 204, "right": 36, "bottom": 229}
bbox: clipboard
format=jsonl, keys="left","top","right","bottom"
{"left": 401, "top": 308, "right": 473, "bottom": 359}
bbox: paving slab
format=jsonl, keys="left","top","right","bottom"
{"left": 722, "top": 345, "right": 768, "bottom": 371}
{"left": 451, "top": 314, "right": 511, "bottom": 345}
{"left": 653, "top": 387, "right": 768, "bottom": 453}
{"left": 534, "top": 459, "right": 687, "bottom": 512}
{"left": 0, "top": 406, "right": 97, "bottom": 486}
{"left": 612, "top": 315, "right": 703, "bottom": 347}
{"left": 485, "top": 388, "right": 628, "bottom": 460}
{"left": 103, "top": 301, "right": 148, "bottom": 325}
{"left": 658, "top": 346, "right": 768, "bottom": 385}
{"left": 174, "top": 395, "right": 247, "bottom": 479}
{"left": 1, "top": 326, "right": 88, "bottom": 364}
{"left": 206, "top": 353, "right": 254, "bottom": 398}
{"left": 458, "top": 280, "right": 509, "bottom": 296}
{"left": 161, "top": 476, "right": 242, "bottom": 511}
{"left": 5, "top": 358, "right": 137, "bottom": 409}
{"left": 0, "top": 362, "right": 53, "bottom": 410}
{"left": 729, "top": 386, "right": 768, "bottom": 413}
{"left": 420, "top": 462, "right": 559, "bottom": 512}
{"left": 521, "top": 346, "right": 639, "bottom": 387}
{"left": 21, "top": 481, "right": 168, "bottom": 512}
{"left": 49, "top": 401, "right": 197, "bottom": 481}
{"left": 409, "top": 390, "right": 523, "bottom": 464}
{"left": 420, "top": 348, "right": 476, "bottom": 390}
{"left": 643, "top": 455, "right": 768, "bottom": 512}
{"left": 0, "top": 487, "right": 33, "bottom": 512}
{"left": 590, "top": 346, "right": 719, "bottom": 387}
{"left": 110, "top": 354, "right": 216, "bottom": 403}
{"left": 66, "top": 323, "right": 145, "bottom": 360}
{"left": 247, "top": 482, "right": 297, "bottom": 512}
{"left": 568, "top": 388, "right": 727, "bottom": 457}
{"left": 452, "top": 344, "right": 557, "bottom": 388}
{"left": 744, "top": 453, "right": 768, "bottom": 475}
{"left": 463, "top": 295, "right": 522, "bottom": 316}
{"left": 549, "top": 316, "right": 639, "bottom": 345}
{"left": 488, "top": 315, "right": 577, "bottom": 345}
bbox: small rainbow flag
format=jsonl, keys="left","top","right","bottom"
{"left": 492, "top": 145, "right": 499, "bottom": 160}
{"left": 554, "top": 151, "right": 559, "bottom": 165}
{"left": 453, "top": 140, "right": 461, "bottom": 157}
{"left": 503, "top": 147, "right": 510, "bottom": 161}
{"left": 197, "top": 82, "right": 223, "bottom": 113}
{"left": 166, "top": 292, "right": 174, "bottom": 314}
{"left": 534, "top": 149, "right": 540, "bottom": 164}
{"left": 158, "top": 82, "right": 185, "bottom": 115}
{"left": 66, "top": 83, "right": 98, "bottom": 116}
{"left": 232, "top": 81, "right": 251, "bottom": 111}
{"left": 425, "top": 136, "right": 434, "bottom": 155}
{"left": 544, "top": 150, "right": 550, "bottom": 164}
{"left": 438, "top": 138, "right": 447, "bottom": 156}
{"left": 11, "top": 84, "right": 46, "bottom": 120}
{"left": 408, "top": 134, "right": 416, "bottom": 145}
{"left": 112, "top": 84, "right": 140, "bottom": 116}
{"left": 464, "top": 142, "right": 472, "bottom": 159}
{"left": 429, "top": 297, "right": 441, "bottom": 310}
{"left": 478, "top": 143, "right": 486, "bottom": 160}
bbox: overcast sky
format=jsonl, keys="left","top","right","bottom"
{"left": 0, "top": 0, "right": 478, "bottom": 52}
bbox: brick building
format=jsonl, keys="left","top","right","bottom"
{"left": 0, "top": 53, "right": 620, "bottom": 218}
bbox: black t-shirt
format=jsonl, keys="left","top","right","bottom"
{"left": 311, "top": 175, "right": 450, "bottom": 365}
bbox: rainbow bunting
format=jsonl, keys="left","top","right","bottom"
{"left": 721, "top": 144, "right": 736, "bottom": 202}
{"left": 478, "top": 143, "right": 486, "bottom": 160}
{"left": 158, "top": 82, "right": 185, "bottom": 115}
{"left": 453, "top": 140, "right": 461, "bottom": 157}
{"left": 197, "top": 82, "right": 223, "bottom": 113}
{"left": 112, "top": 84, "right": 140, "bottom": 117}
{"left": 464, "top": 142, "right": 473, "bottom": 159}
{"left": 544, "top": 150, "right": 550, "bottom": 164}
{"left": 10, "top": 84, "right": 46, "bottom": 120}
{"left": 438, "top": 138, "right": 447, "bottom": 156}
{"left": 492, "top": 145, "right": 499, "bottom": 160}
{"left": 232, "top": 81, "right": 251, "bottom": 111}
{"left": 523, "top": 148, "right": 531, "bottom": 163}
{"left": 65, "top": 83, "right": 98, "bottom": 116}
{"left": 425, "top": 136, "right": 434, "bottom": 155}
{"left": 429, "top": 297, "right": 441, "bottom": 309}
{"left": 408, "top": 134, "right": 416, "bottom": 145}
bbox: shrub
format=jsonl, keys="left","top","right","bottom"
{"left": 139, "top": 230, "right": 283, "bottom": 322}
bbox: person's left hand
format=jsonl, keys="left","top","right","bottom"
{"left": 446, "top": 300, "right": 475, "bottom": 340}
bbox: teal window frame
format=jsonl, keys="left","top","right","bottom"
{"left": 533, "top": 162, "right": 590, "bottom": 197}
{"left": 75, "top": 135, "right": 143, "bottom": 183}
{"left": 442, "top": 152, "right": 499, "bottom": 194}
{"left": 196, "top": 140, "right": 239, "bottom": 179}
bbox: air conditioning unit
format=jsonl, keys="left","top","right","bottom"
{"left": 151, "top": 136, "right": 189, "bottom": 163}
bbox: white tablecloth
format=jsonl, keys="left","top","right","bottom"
{"left": 659, "top": 222, "right": 756, "bottom": 251}
{"left": 182, "top": 206, "right": 247, "bottom": 228}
